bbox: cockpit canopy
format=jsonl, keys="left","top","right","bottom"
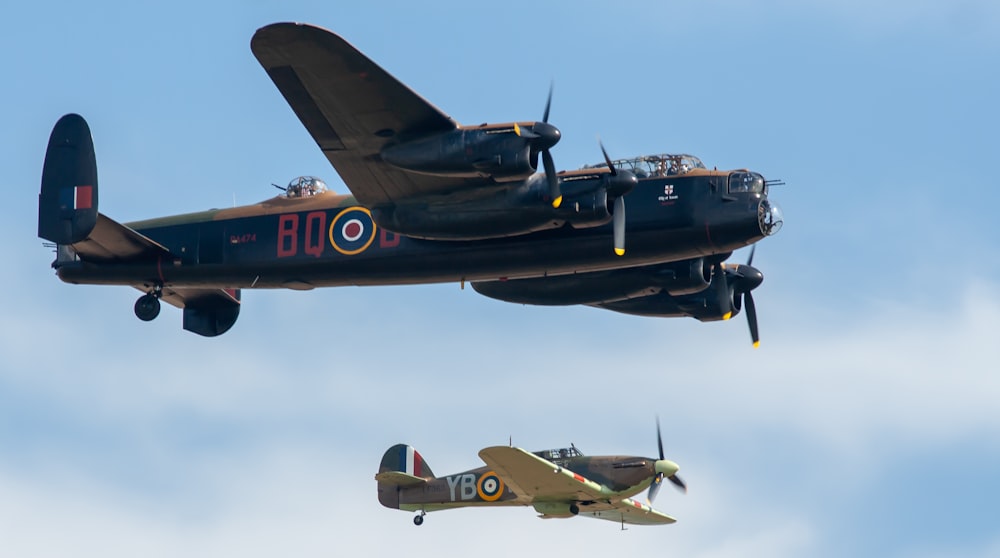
{"left": 582, "top": 153, "right": 706, "bottom": 179}
{"left": 534, "top": 445, "right": 584, "bottom": 461}
{"left": 284, "top": 176, "right": 328, "bottom": 198}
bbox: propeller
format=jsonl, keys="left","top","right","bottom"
{"left": 647, "top": 417, "right": 686, "bottom": 505}
{"left": 732, "top": 246, "right": 763, "bottom": 348}
{"left": 599, "top": 141, "right": 636, "bottom": 256}
{"left": 712, "top": 246, "right": 764, "bottom": 348}
{"left": 516, "top": 85, "right": 562, "bottom": 208}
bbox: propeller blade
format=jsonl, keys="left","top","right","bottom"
{"left": 542, "top": 149, "right": 561, "bottom": 208}
{"left": 600, "top": 140, "right": 617, "bottom": 176}
{"left": 613, "top": 196, "right": 626, "bottom": 256}
{"left": 656, "top": 416, "right": 665, "bottom": 460}
{"left": 647, "top": 474, "right": 663, "bottom": 504}
{"left": 668, "top": 473, "right": 687, "bottom": 493}
{"left": 713, "top": 263, "right": 732, "bottom": 320}
{"left": 745, "top": 291, "right": 760, "bottom": 348}
{"left": 746, "top": 244, "right": 756, "bottom": 266}
{"left": 542, "top": 83, "right": 553, "bottom": 123}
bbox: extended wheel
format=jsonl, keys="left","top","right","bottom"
{"left": 569, "top": 503, "right": 580, "bottom": 515}
{"left": 413, "top": 514, "right": 424, "bottom": 526}
{"left": 134, "top": 294, "right": 161, "bottom": 321}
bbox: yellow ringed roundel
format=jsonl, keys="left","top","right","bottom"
{"left": 477, "top": 471, "right": 505, "bottom": 501}
{"left": 329, "top": 206, "right": 377, "bottom": 255}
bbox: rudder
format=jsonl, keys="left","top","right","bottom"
{"left": 38, "top": 113, "right": 98, "bottom": 245}
{"left": 375, "top": 444, "right": 435, "bottom": 510}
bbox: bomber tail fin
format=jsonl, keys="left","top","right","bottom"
{"left": 375, "top": 444, "right": 435, "bottom": 509}
{"left": 38, "top": 114, "right": 99, "bottom": 245}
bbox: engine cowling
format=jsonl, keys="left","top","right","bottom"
{"left": 471, "top": 259, "right": 710, "bottom": 305}
{"left": 371, "top": 170, "right": 623, "bottom": 240}
{"left": 381, "top": 128, "right": 535, "bottom": 181}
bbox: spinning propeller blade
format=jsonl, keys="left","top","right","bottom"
{"left": 648, "top": 417, "right": 686, "bottom": 505}
{"left": 729, "top": 246, "right": 764, "bottom": 348}
{"left": 598, "top": 139, "right": 636, "bottom": 256}
{"left": 713, "top": 262, "right": 732, "bottom": 321}
{"left": 530, "top": 84, "right": 562, "bottom": 208}
{"left": 613, "top": 196, "right": 626, "bottom": 256}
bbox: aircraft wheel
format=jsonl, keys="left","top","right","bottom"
{"left": 134, "top": 294, "right": 161, "bottom": 321}
{"left": 413, "top": 514, "right": 424, "bottom": 526}
{"left": 569, "top": 503, "right": 580, "bottom": 515}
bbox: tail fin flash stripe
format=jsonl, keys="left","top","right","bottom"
{"left": 380, "top": 444, "right": 435, "bottom": 480}
{"left": 396, "top": 445, "right": 424, "bottom": 477}
{"left": 413, "top": 449, "right": 423, "bottom": 477}
{"left": 60, "top": 185, "right": 93, "bottom": 211}
{"left": 76, "top": 185, "right": 93, "bottom": 210}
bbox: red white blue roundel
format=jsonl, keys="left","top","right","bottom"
{"left": 329, "top": 207, "right": 377, "bottom": 255}
{"left": 477, "top": 471, "right": 504, "bottom": 501}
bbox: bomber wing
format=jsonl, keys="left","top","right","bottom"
{"left": 251, "top": 23, "right": 488, "bottom": 206}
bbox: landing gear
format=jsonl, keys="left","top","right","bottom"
{"left": 413, "top": 511, "right": 426, "bottom": 526}
{"left": 134, "top": 286, "right": 162, "bottom": 321}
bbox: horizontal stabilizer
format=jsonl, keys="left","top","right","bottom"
{"left": 374, "top": 471, "right": 428, "bottom": 487}
{"left": 71, "top": 214, "right": 173, "bottom": 264}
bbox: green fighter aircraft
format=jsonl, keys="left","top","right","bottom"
{"left": 37, "top": 23, "right": 783, "bottom": 340}
{"left": 377, "top": 424, "right": 686, "bottom": 528}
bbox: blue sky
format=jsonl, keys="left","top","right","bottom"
{"left": 2, "top": 0, "right": 999, "bottom": 556}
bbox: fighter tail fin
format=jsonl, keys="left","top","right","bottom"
{"left": 376, "top": 444, "right": 435, "bottom": 481}
{"left": 38, "top": 113, "right": 99, "bottom": 245}
{"left": 375, "top": 444, "right": 434, "bottom": 509}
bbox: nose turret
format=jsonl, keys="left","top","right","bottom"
{"left": 759, "top": 198, "right": 783, "bottom": 236}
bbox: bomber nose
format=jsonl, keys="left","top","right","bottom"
{"left": 758, "top": 199, "right": 783, "bottom": 236}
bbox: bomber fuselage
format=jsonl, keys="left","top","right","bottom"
{"left": 54, "top": 168, "right": 777, "bottom": 291}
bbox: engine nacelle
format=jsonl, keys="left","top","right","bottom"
{"left": 561, "top": 189, "right": 611, "bottom": 230}
{"left": 471, "top": 258, "right": 710, "bottom": 306}
{"left": 593, "top": 290, "right": 731, "bottom": 322}
{"left": 371, "top": 171, "right": 617, "bottom": 240}
{"left": 381, "top": 128, "right": 535, "bottom": 181}
{"left": 593, "top": 264, "right": 733, "bottom": 321}
{"left": 654, "top": 258, "right": 710, "bottom": 296}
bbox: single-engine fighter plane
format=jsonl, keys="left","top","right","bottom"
{"left": 37, "top": 22, "right": 782, "bottom": 340}
{"left": 376, "top": 425, "right": 686, "bottom": 528}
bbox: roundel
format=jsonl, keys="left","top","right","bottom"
{"left": 329, "top": 207, "right": 377, "bottom": 255}
{"left": 477, "top": 471, "right": 505, "bottom": 501}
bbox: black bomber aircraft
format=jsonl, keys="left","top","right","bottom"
{"left": 37, "top": 23, "right": 783, "bottom": 340}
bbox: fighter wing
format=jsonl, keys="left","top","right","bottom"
{"left": 251, "top": 23, "right": 486, "bottom": 206}
{"left": 478, "top": 446, "right": 614, "bottom": 504}
{"left": 578, "top": 498, "right": 677, "bottom": 526}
